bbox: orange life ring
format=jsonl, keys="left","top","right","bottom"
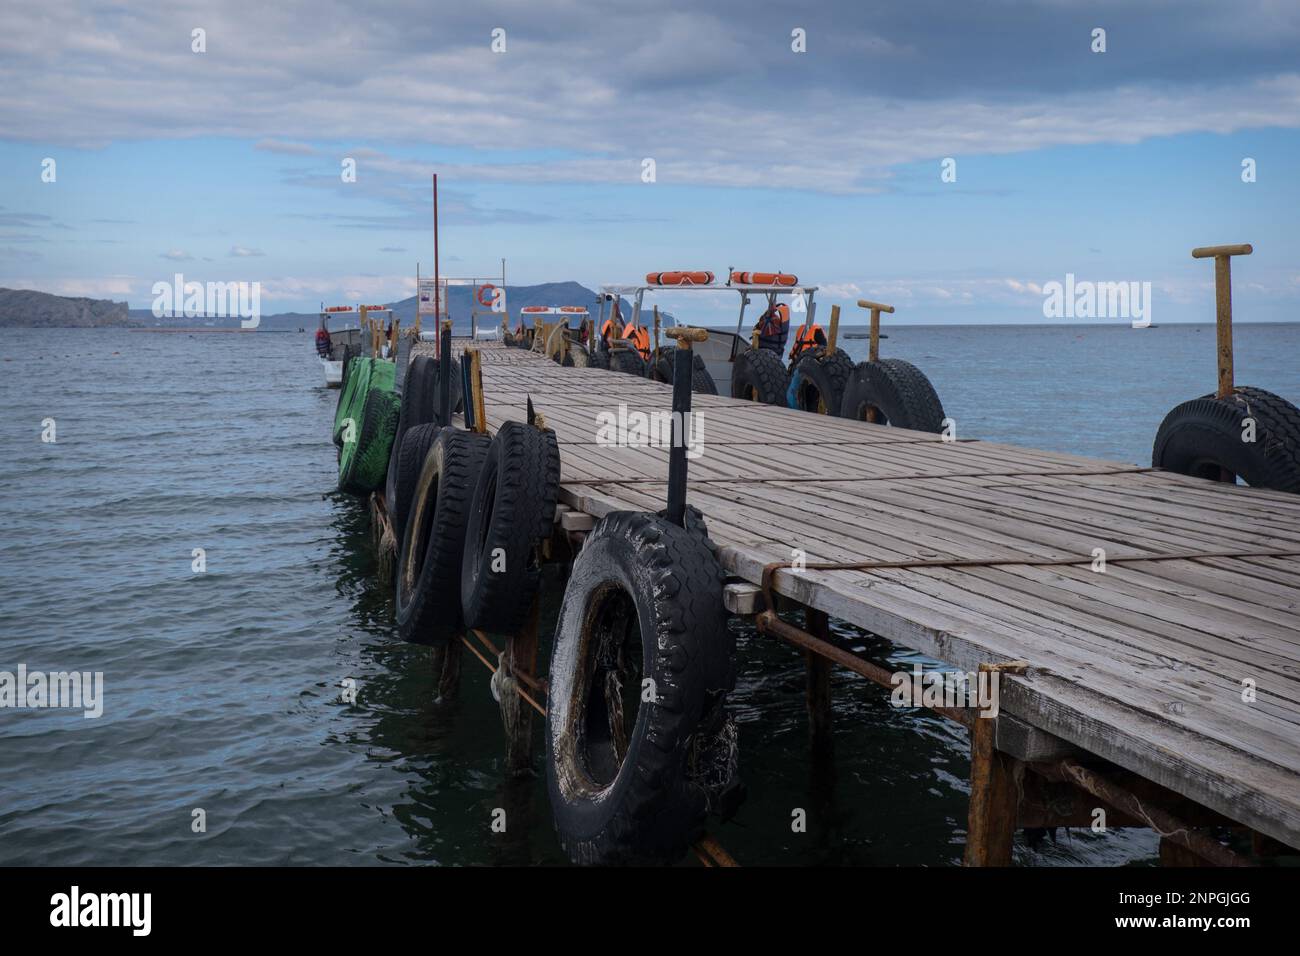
{"left": 646, "top": 271, "right": 715, "bottom": 286}
{"left": 730, "top": 271, "right": 798, "bottom": 287}
{"left": 477, "top": 284, "right": 497, "bottom": 308}
{"left": 521, "top": 306, "right": 549, "bottom": 313}
{"left": 560, "top": 305, "right": 586, "bottom": 313}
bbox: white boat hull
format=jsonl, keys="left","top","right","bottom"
{"left": 322, "top": 358, "right": 343, "bottom": 388}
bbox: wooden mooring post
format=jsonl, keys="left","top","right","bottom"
{"left": 1191, "top": 243, "right": 1252, "bottom": 399}
{"left": 856, "top": 298, "right": 894, "bottom": 364}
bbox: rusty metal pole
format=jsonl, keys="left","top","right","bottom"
{"left": 432, "top": 174, "right": 440, "bottom": 355}
{"left": 1191, "top": 243, "right": 1252, "bottom": 399}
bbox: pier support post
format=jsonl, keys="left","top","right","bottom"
{"left": 964, "top": 706, "right": 1019, "bottom": 866}
{"left": 500, "top": 599, "right": 541, "bottom": 776}
{"left": 804, "top": 608, "right": 833, "bottom": 756}
{"left": 430, "top": 638, "right": 463, "bottom": 703}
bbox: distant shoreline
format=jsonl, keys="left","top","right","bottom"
{"left": 126, "top": 327, "right": 299, "bottom": 334}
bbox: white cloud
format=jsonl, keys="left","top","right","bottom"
{"left": 0, "top": 3, "right": 1295, "bottom": 193}
{"left": 6, "top": 275, "right": 137, "bottom": 298}
{"left": 160, "top": 249, "right": 193, "bottom": 260}
{"left": 229, "top": 245, "right": 265, "bottom": 257}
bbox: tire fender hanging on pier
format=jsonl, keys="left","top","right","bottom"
{"left": 730, "top": 346, "right": 788, "bottom": 404}
{"left": 460, "top": 421, "right": 562, "bottom": 633}
{"left": 787, "top": 348, "right": 854, "bottom": 414}
{"left": 431, "top": 354, "right": 465, "bottom": 416}
{"left": 395, "top": 427, "right": 492, "bottom": 645}
{"left": 392, "top": 423, "right": 444, "bottom": 549}
{"left": 546, "top": 510, "right": 738, "bottom": 865}
{"left": 652, "top": 345, "right": 719, "bottom": 395}
{"left": 609, "top": 348, "right": 648, "bottom": 377}
{"left": 339, "top": 388, "right": 401, "bottom": 496}
{"left": 386, "top": 356, "right": 442, "bottom": 527}
{"left": 1153, "top": 386, "right": 1300, "bottom": 492}
{"left": 838, "top": 358, "right": 946, "bottom": 433}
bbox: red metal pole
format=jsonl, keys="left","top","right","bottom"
{"left": 433, "top": 173, "right": 440, "bottom": 357}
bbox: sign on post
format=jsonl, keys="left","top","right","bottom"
{"left": 418, "top": 278, "right": 447, "bottom": 317}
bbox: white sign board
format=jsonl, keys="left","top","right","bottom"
{"left": 418, "top": 278, "right": 446, "bottom": 316}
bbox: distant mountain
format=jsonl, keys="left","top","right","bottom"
{"left": 384, "top": 281, "right": 603, "bottom": 332}
{"left": 0, "top": 288, "right": 132, "bottom": 328}
{"left": 2, "top": 282, "right": 622, "bottom": 331}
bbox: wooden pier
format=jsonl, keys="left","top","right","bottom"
{"left": 417, "top": 337, "right": 1300, "bottom": 863}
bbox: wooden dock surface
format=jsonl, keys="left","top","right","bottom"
{"left": 444, "top": 341, "right": 1300, "bottom": 850}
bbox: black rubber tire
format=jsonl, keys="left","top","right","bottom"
{"left": 546, "top": 510, "right": 735, "bottom": 865}
{"left": 339, "top": 344, "right": 358, "bottom": 389}
{"left": 402, "top": 356, "right": 441, "bottom": 430}
{"left": 334, "top": 344, "right": 360, "bottom": 442}
{"left": 730, "top": 347, "right": 788, "bottom": 404}
{"left": 609, "top": 349, "right": 648, "bottom": 377}
{"left": 787, "top": 348, "right": 855, "bottom": 414}
{"left": 392, "top": 422, "right": 443, "bottom": 548}
{"left": 385, "top": 356, "right": 441, "bottom": 513}
{"left": 1152, "top": 386, "right": 1300, "bottom": 492}
{"left": 652, "top": 346, "right": 719, "bottom": 395}
{"left": 460, "top": 422, "right": 561, "bottom": 633}
{"left": 839, "top": 358, "right": 946, "bottom": 433}
{"left": 590, "top": 349, "right": 611, "bottom": 371}
{"left": 428, "top": 355, "right": 464, "bottom": 417}
{"left": 395, "top": 428, "right": 492, "bottom": 645}
{"left": 339, "top": 388, "right": 401, "bottom": 495}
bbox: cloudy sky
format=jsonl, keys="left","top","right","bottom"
{"left": 1, "top": 0, "right": 1297, "bottom": 321}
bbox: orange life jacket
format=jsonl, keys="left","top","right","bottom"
{"left": 755, "top": 303, "right": 790, "bottom": 354}
{"left": 622, "top": 323, "right": 651, "bottom": 360}
{"left": 789, "top": 323, "right": 826, "bottom": 361}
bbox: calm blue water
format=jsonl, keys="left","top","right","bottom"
{"left": 0, "top": 323, "right": 1296, "bottom": 866}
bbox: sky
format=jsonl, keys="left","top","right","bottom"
{"left": 1, "top": 0, "right": 1298, "bottom": 323}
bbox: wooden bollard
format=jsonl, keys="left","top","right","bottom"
{"left": 827, "top": 304, "right": 841, "bottom": 353}
{"left": 663, "top": 327, "right": 708, "bottom": 527}
{"left": 1191, "top": 244, "right": 1252, "bottom": 399}
{"left": 856, "top": 299, "right": 895, "bottom": 364}
{"left": 653, "top": 306, "right": 662, "bottom": 367}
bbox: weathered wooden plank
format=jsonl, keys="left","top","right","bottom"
{"left": 464, "top": 340, "right": 1300, "bottom": 850}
